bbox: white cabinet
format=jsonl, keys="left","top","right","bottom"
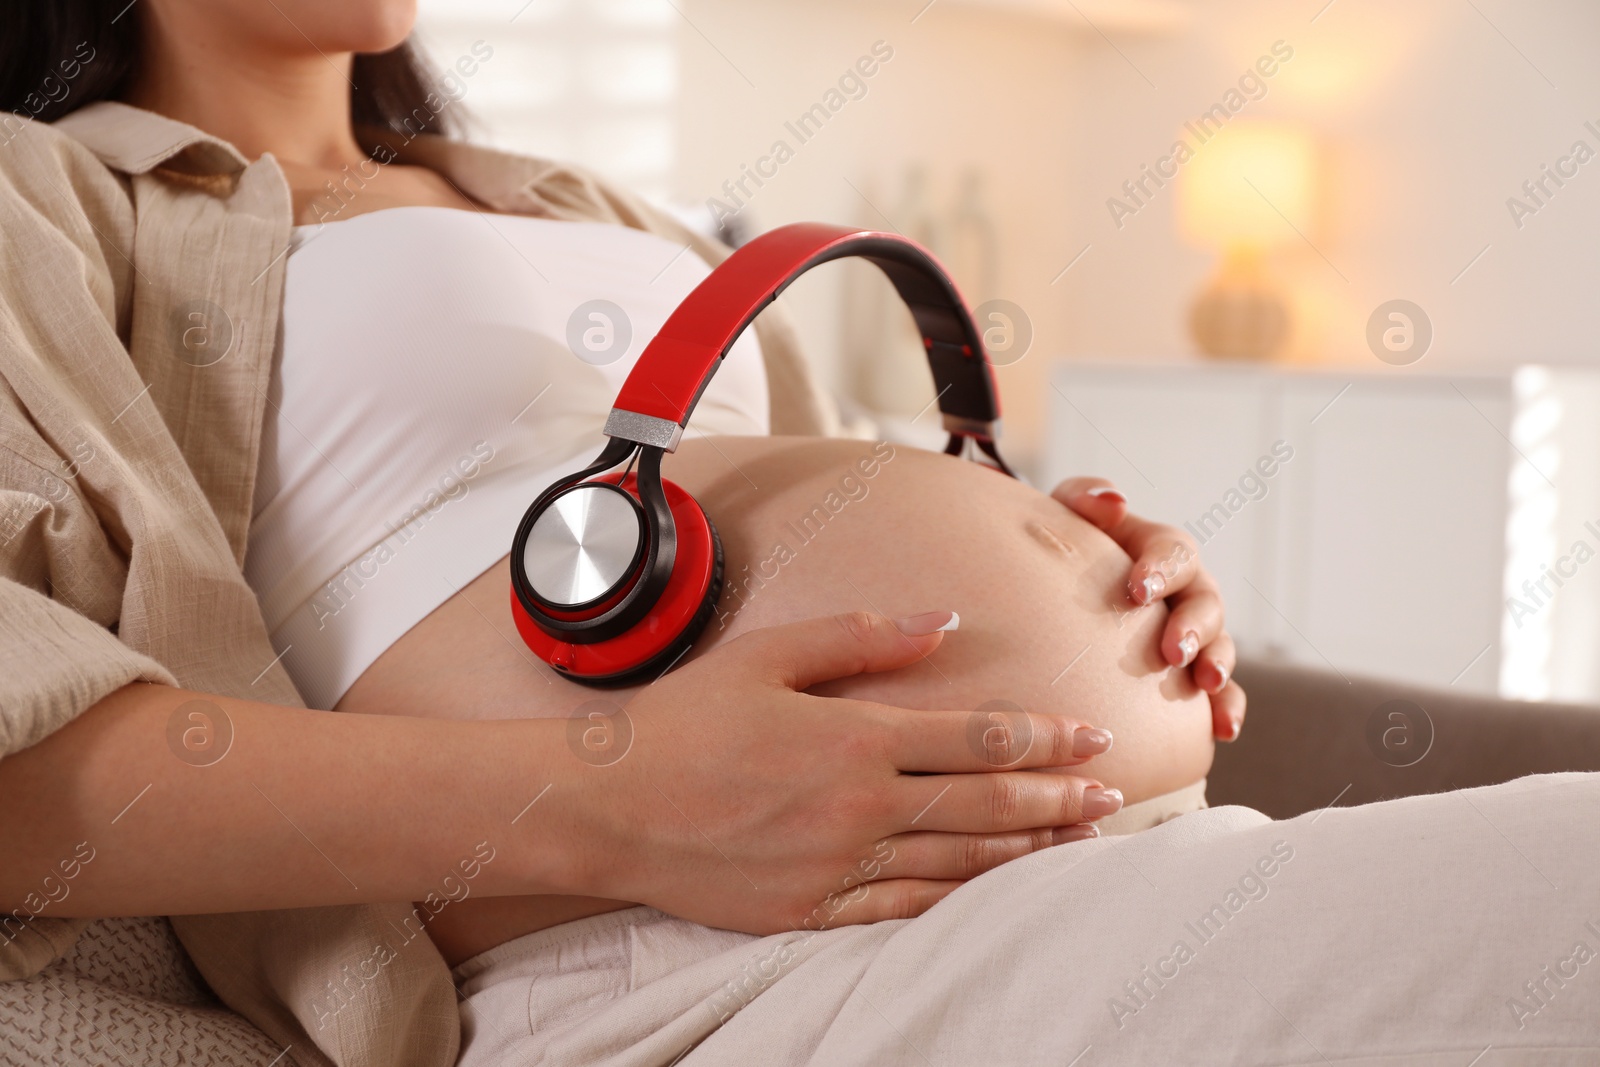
{"left": 1043, "top": 362, "right": 1600, "bottom": 703}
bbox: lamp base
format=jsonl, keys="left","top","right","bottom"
{"left": 1188, "top": 250, "right": 1290, "bottom": 361}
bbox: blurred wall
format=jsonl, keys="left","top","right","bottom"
{"left": 673, "top": 0, "right": 1088, "bottom": 464}
{"left": 670, "top": 0, "right": 1600, "bottom": 469}
{"left": 423, "top": 0, "right": 1600, "bottom": 470}
{"left": 1064, "top": 0, "right": 1600, "bottom": 372}
{"left": 417, "top": 0, "right": 680, "bottom": 200}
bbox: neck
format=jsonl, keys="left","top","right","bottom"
{"left": 121, "top": 11, "right": 366, "bottom": 169}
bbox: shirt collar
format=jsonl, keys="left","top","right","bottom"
{"left": 52, "top": 100, "right": 569, "bottom": 217}
{"left": 52, "top": 100, "right": 252, "bottom": 176}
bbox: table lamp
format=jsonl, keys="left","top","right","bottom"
{"left": 1177, "top": 121, "right": 1319, "bottom": 360}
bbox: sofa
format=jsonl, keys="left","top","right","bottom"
{"left": 4, "top": 660, "right": 1598, "bottom": 1065}
{"left": 1214, "top": 659, "right": 1600, "bottom": 816}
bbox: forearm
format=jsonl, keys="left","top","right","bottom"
{"left": 0, "top": 681, "right": 577, "bottom": 917}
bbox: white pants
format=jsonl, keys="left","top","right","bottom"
{"left": 454, "top": 773, "right": 1600, "bottom": 1066}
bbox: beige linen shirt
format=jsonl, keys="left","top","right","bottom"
{"left": 0, "top": 100, "right": 834, "bottom": 1066}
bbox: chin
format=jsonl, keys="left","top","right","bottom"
{"left": 329, "top": 1, "right": 419, "bottom": 54}
{"left": 244, "top": 0, "right": 418, "bottom": 54}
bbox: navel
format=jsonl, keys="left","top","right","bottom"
{"left": 1025, "top": 518, "right": 1078, "bottom": 558}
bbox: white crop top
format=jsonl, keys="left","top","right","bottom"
{"left": 244, "top": 207, "right": 769, "bottom": 710}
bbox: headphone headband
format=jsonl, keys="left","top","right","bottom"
{"left": 512, "top": 221, "right": 1017, "bottom": 685}
{"left": 602, "top": 222, "right": 1004, "bottom": 453}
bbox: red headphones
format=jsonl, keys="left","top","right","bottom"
{"left": 509, "top": 221, "right": 1015, "bottom": 686}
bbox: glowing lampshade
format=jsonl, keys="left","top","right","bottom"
{"left": 1178, "top": 121, "right": 1319, "bottom": 251}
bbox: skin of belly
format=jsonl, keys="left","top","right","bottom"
{"left": 336, "top": 436, "right": 1214, "bottom": 964}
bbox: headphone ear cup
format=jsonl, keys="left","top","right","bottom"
{"left": 510, "top": 474, "right": 724, "bottom": 686}
{"left": 588, "top": 509, "right": 724, "bottom": 687}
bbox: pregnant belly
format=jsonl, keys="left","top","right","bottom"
{"left": 336, "top": 435, "right": 1213, "bottom": 963}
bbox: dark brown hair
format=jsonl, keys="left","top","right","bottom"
{"left": 0, "top": 0, "right": 460, "bottom": 137}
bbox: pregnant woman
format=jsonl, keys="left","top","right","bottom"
{"left": 0, "top": 2, "right": 1238, "bottom": 1064}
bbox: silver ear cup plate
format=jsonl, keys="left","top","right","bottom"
{"left": 522, "top": 484, "right": 644, "bottom": 607}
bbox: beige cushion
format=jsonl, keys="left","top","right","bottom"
{"left": 0, "top": 916, "right": 286, "bottom": 1065}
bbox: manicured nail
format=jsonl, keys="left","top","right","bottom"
{"left": 1086, "top": 486, "right": 1127, "bottom": 505}
{"left": 1228, "top": 709, "right": 1245, "bottom": 740}
{"left": 1177, "top": 632, "right": 1200, "bottom": 666}
{"left": 1132, "top": 572, "right": 1165, "bottom": 604}
{"left": 1080, "top": 786, "right": 1124, "bottom": 820}
{"left": 1072, "top": 727, "right": 1114, "bottom": 757}
{"left": 894, "top": 611, "right": 959, "bottom": 636}
{"left": 1054, "top": 823, "right": 1100, "bottom": 845}
{"left": 1211, "top": 662, "right": 1230, "bottom": 693}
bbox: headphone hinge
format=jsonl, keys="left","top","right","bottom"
{"left": 603, "top": 409, "right": 684, "bottom": 452}
{"left": 941, "top": 413, "right": 1000, "bottom": 442}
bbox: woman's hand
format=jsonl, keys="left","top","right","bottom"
{"left": 1052, "top": 478, "right": 1246, "bottom": 743}
{"left": 569, "top": 611, "right": 1120, "bottom": 936}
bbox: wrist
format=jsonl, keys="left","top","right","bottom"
{"left": 484, "top": 716, "right": 612, "bottom": 899}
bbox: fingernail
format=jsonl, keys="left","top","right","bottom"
{"left": 1211, "top": 662, "right": 1230, "bottom": 693}
{"left": 1053, "top": 823, "right": 1100, "bottom": 845}
{"left": 1086, "top": 486, "right": 1127, "bottom": 504}
{"left": 1177, "top": 632, "right": 1200, "bottom": 666}
{"left": 1228, "top": 709, "right": 1245, "bottom": 741}
{"left": 1080, "top": 786, "right": 1124, "bottom": 820}
{"left": 894, "top": 611, "right": 959, "bottom": 636}
{"left": 1072, "top": 726, "right": 1114, "bottom": 757}
{"left": 1132, "top": 572, "right": 1165, "bottom": 604}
